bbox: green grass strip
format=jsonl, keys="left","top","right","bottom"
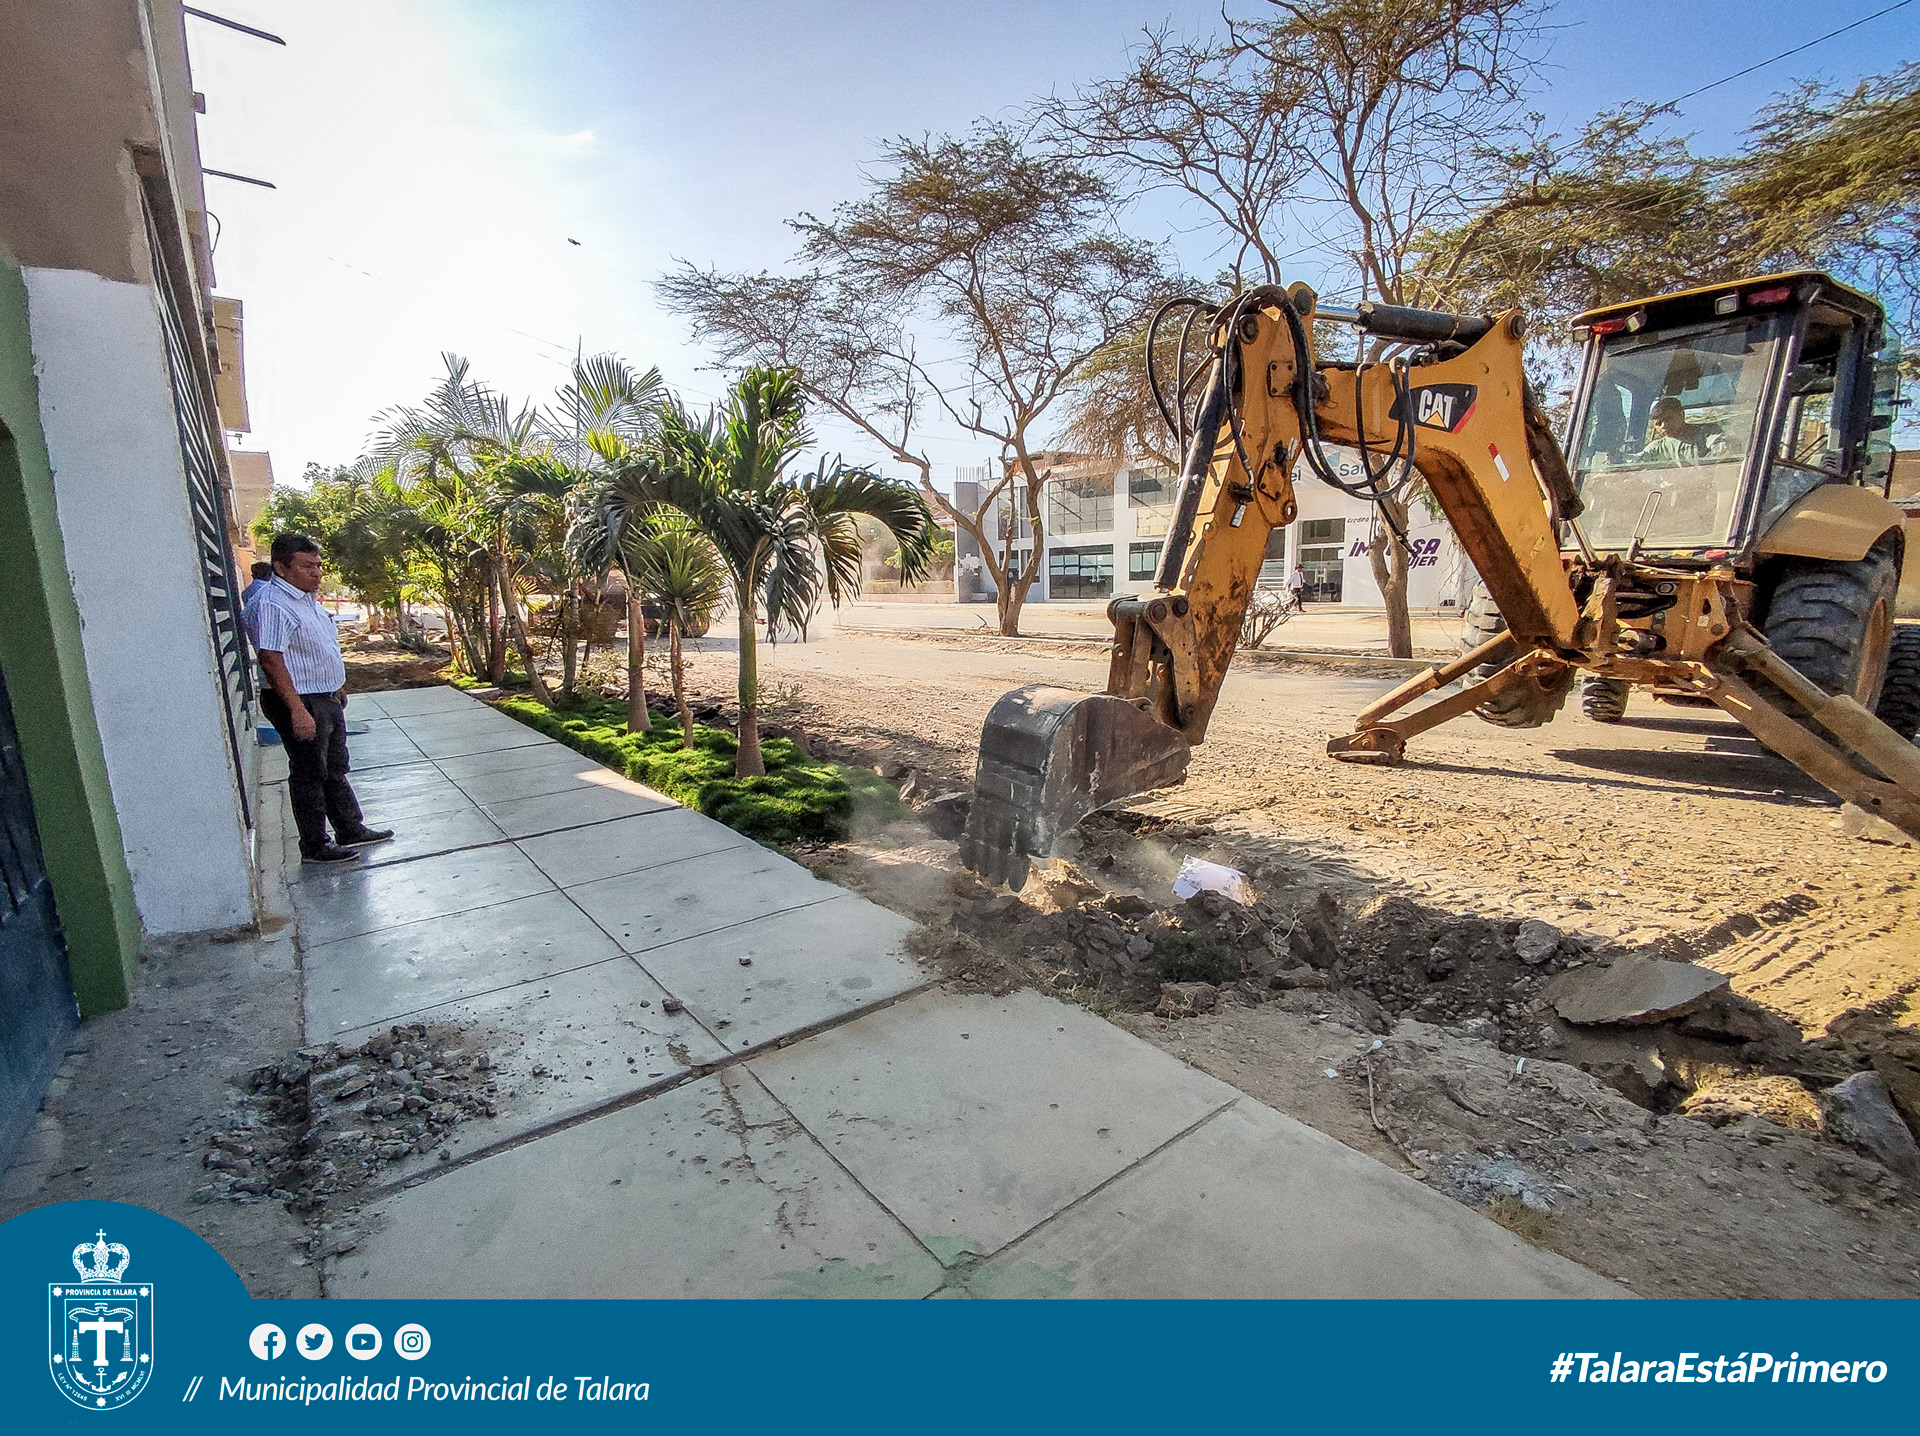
{"left": 491, "top": 695, "right": 903, "bottom": 845}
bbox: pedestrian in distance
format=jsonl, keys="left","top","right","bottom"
{"left": 1286, "top": 562, "right": 1308, "bottom": 613}
{"left": 240, "top": 559, "right": 272, "bottom": 610}
{"left": 243, "top": 533, "right": 394, "bottom": 865}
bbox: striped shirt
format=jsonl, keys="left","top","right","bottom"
{"left": 243, "top": 575, "right": 346, "bottom": 694}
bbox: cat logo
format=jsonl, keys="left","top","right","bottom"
{"left": 1391, "top": 383, "right": 1479, "bottom": 434}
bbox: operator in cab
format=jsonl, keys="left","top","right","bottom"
{"left": 1638, "top": 397, "right": 1718, "bottom": 464}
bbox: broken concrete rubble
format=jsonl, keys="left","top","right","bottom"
{"left": 1546, "top": 955, "right": 1730, "bottom": 1027}
{"left": 1824, "top": 1072, "right": 1920, "bottom": 1181}
{"left": 1540, "top": 1021, "right": 1672, "bottom": 1106}
{"left": 1512, "top": 919, "right": 1562, "bottom": 965}
{"left": 1826, "top": 1012, "right": 1920, "bottom": 1137}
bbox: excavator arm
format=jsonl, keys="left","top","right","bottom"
{"left": 959, "top": 286, "right": 1920, "bottom": 888}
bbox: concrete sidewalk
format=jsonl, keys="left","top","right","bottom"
{"left": 299, "top": 687, "right": 1619, "bottom": 1299}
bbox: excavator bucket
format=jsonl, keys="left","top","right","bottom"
{"left": 959, "top": 685, "right": 1191, "bottom": 890}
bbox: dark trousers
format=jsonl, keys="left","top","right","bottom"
{"left": 260, "top": 688, "right": 365, "bottom": 854}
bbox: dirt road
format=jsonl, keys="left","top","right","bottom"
{"left": 714, "top": 628, "right": 1916, "bottom": 1035}
{"left": 678, "top": 629, "right": 1920, "bottom": 1296}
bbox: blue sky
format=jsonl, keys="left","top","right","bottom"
{"left": 189, "top": 1, "right": 1920, "bottom": 485}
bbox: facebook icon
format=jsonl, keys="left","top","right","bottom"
{"left": 248, "top": 1324, "right": 285, "bottom": 1361}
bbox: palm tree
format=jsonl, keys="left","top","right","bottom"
{"left": 391, "top": 476, "right": 493, "bottom": 677}
{"left": 610, "top": 366, "right": 935, "bottom": 776}
{"left": 544, "top": 351, "right": 665, "bottom": 464}
{"left": 635, "top": 518, "right": 724, "bottom": 745}
{"left": 370, "top": 354, "right": 543, "bottom": 682}
{"left": 550, "top": 354, "right": 666, "bottom": 728}
{"left": 481, "top": 453, "right": 588, "bottom": 708}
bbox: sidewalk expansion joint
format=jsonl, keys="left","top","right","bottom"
{"left": 299, "top": 832, "right": 511, "bottom": 881}
{"left": 317, "top": 951, "right": 650, "bottom": 1038}
{"left": 356, "top": 978, "right": 939, "bottom": 1203}
{"left": 620, "top": 889, "right": 854, "bottom": 959}
{"left": 514, "top": 835, "right": 773, "bottom": 892}
{"left": 917, "top": 1095, "right": 1245, "bottom": 1281}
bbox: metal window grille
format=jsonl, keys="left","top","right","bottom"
{"left": 140, "top": 189, "right": 254, "bottom": 827}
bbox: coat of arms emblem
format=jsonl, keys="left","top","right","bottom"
{"left": 48, "top": 1230, "right": 154, "bottom": 1409}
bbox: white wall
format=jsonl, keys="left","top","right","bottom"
{"left": 1291, "top": 453, "right": 1474, "bottom": 609}
{"left": 25, "top": 266, "right": 256, "bottom": 933}
{"left": 973, "top": 453, "right": 1478, "bottom": 610}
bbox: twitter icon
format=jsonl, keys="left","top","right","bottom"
{"left": 296, "top": 1323, "right": 333, "bottom": 1360}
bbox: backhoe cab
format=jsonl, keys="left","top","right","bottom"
{"left": 959, "top": 274, "right": 1920, "bottom": 890}
{"left": 1560, "top": 274, "right": 1907, "bottom": 722}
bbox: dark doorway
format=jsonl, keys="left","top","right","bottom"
{"left": 0, "top": 661, "right": 78, "bottom": 1171}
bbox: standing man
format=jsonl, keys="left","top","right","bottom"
{"left": 245, "top": 533, "right": 393, "bottom": 865}
{"left": 240, "top": 560, "right": 272, "bottom": 610}
{"left": 1286, "top": 561, "right": 1308, "bottom": 613}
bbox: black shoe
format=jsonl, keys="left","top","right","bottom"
{"left": 302, "top": 844, "right": 364, "bottom": 865}
{"left": 335, "top": 827, "right": 395, "bottom": 849}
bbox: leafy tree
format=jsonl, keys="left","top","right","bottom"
{"left": 382, "top": 469, "right": 494, "bottom": 677}
{"left": 609, "top": 367, "right": 935, "bottom": 776}
{"left": 1419, "top": 63, "right": 1920, "bottom": 417}
{"left": 252, "top": 464, "right": 414, "bottom": 627}
{"left": 370, "top": 351, "right": 667, "bottom": 705}
{"left": 542, "top": 352, "right": 666, "bottom": 465}
{"left": 1407, "top": 105, "right": 1729, "bottom": 420}
{"left": 659, "top": 123, "right": 1164, "bottom": 635}
{"left": 479, "top": 453, "right": 587, "bottom": 708}
{"left": 1043, "top": 0, "right": 1542, "bottom": 656}
{"left": 1729, "top": 62, "right": 1920, "bottom": 344}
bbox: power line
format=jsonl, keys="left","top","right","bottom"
{"left": 1666, "top": 0, "right": 1914, "bottom": 107}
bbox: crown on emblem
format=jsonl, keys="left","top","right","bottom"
{"left": 71, "top": 1230, "right": 131, "bottom": 1283}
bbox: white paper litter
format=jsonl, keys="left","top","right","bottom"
{"left": 1171, "top": 856, "right": 1251, "bottom": 904}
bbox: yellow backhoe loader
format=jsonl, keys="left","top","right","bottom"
{"left": 960, "top": 272, "right": 1920, "bottom": 888}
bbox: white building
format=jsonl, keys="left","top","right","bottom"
{"left": 958, "top": 452, "right": 1476, "bottom": 609}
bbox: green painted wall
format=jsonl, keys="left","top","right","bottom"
{"left": 0, "top": 250, "right": 141, "bottom": 1013}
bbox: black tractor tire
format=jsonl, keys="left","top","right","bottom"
{"left": 1757, "top": 544, "right": 1899, "bottom": 710}
{"left": 1875, "top": 624, "right": 1920, "bottom": 742}
{"left": 1460, "top": 583, "right": 1574, "bottom": 729}
{"left": 1580, "top": 676, "right": 1631, "bottom": 723}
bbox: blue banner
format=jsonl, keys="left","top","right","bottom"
{"left": 1, "top": 1201, "right": 1906, "bottom": 1433}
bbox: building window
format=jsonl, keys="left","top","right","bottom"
{"left": 1129, "top": 468, "right": 1174, "bottom": 538}
{"left": 1299, "top": 545, "right": 1344, "bottom": 603}
{"left": 1299, "top": 516, "right": 1346, "bottom": 545}
{"left": 1127, "top": 468, "right": 1174, "bottom": 505}
{"left": 1051, "top": 470, "right": 1115, "bottom": 535}
{"left": 1048, "top": 544, "right": 1114, "bottom": 599}
{"left": 995, "top": 484, "right": 1033, "bottom": 544}
{"left": 1128, "top": 541, "right": 1162, "bottom": 582}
